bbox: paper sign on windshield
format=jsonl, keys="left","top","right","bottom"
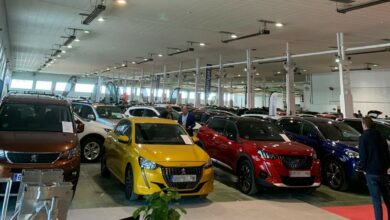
{"left": 62, "top": 121, "right": 74, "bottom": 133}
{"left": 280, "top": 134, "right": 291, "bottom": 142}
{"left": 181, "top": 135, "right": 193, "bottom": 145}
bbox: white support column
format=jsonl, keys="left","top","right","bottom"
{"left": 176, "top": 62, "right": 183, "bottom": 105}
{"left": 130, "top": 71, "right": 135, "bottom": 101}
{"left": 246, "top": 49, "right": 254, "bottom": 109}
{"left": 162, "top": 65, "right": 167, "bottom": 103}
{"left": 139, "top": 69, "right": 144, "bottom": 103}
{"left": 149, "top": 74, "right": 155, "bottom": 104}
{"left": 95, "top": 76, "right": 103, "bottom": 102}
{"left": 194, "top": 58, "right": 201, "bottom": 108}
{"left": 218, "top": 54, "right": 224, "bottom": 107}
{"left": 284, "top": 42, "right": 296, "bottom": 116}
{"left": 262, "top": 75, "right": 266, "bottom": 107}
{"left": 337, "top": 32, "right": 354, "bottom": 118}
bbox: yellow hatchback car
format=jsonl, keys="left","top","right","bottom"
{"left": 101, "top": 117, "right": 214, "bottom": 200}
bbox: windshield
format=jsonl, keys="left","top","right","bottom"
{"left": 315, "top": 121, "right": 360, "bottom": 141}
{"left": 237, "top": 120, "right": 284, "bottom": 141}
{"left": 135, "top": 123, "right": 188, "bottom": 144}
{"left": 96, "top": 106, "right": 123, "bottom": 119}
{"left": 0, "top": 103, "right": 73, "bottom": 132}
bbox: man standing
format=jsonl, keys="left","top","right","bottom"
{"left": 359, "top": 116, "right": 390, "bottom": 220}
{"left": 178, "top": 105, "right": 195, "bottom": 136}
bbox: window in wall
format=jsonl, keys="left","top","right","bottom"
{"left": 55, "top": 82, "right": 67, "bottom": 91}
{"left": 10, "top": 79, "right": 33, "bottom": 89}
{"left": 35, "top": 81, "right": 52, "bottom": 90}
{"left": 189, "top": 92, "right": 195, "bottom": 99}
{"left": 119, "top": 87, "right": 124, "bottom": 95}
{"left": 181, "top": 91, "right": 188, "bottom": 99}
{"left": 100, "top": 85, "right": 106, "bottom": 94}
{"left": 126, "top": 87, "right": 131, "bottom": 94}
{"left": 208, "top": 92, "right": 216, "bottom": 101}
{"left": 75, "top": 83, "right": 94, "bottom": 93}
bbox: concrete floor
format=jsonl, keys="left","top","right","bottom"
{"left": 71, "top": 163, "right": 372, "bottom": 209}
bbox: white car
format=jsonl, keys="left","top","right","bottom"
{"left": 124, "top": 106, "right": 201, "bottom": 135}
{"left": 241, "top": 113, "right": 280, "bottom": 120}
{"left": 74, "top": 114, "right": 112, "bottom": 162}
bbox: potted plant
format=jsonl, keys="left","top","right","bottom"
{"left": 124, "top": 188, "right": 186, "bottom": 220}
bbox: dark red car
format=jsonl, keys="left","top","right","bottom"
{"left": 197, "top": 116, "right": 321, "bottom": 194}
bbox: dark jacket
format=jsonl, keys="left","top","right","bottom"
{"left": 178, "top": 113, "right": 196, "bottom": 136}
{"left": 359, "top": 129, "right": 390, "bottom": 175}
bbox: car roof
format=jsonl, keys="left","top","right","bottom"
{"left": 128, "top": 117, "right": 178, "bottom": 124}
{"left": 3, "top": 94, "right": 69, "bottom": 106}
{"left": 280, "top": 116, "right": 333, "bottom": 123}
{"left": 212, "top": 115, "right": 268, "bottom": 124}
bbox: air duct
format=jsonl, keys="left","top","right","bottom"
{"left": 80, "top": 4, "right": 106, "bottom": 25}
{"left": 337, "top": 0, "right": 390, "bottom": 13}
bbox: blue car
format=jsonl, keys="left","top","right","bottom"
{"left": 278, "top": 117, "right": 362, "bottom": 191}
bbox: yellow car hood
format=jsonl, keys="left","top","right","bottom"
{"left": 137, "top": 144, "right": 209, "bottom": 164}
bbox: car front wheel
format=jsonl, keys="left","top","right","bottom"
{"left": 238, "top": 160, "right": 258, "bottom": 195}
{"left": 125, "top": 165, "right": 139, "bottom": 201}
{"left": 81, "top": 137, "right": 103, "bottom": 162}
{"left": 324, "top": 159, "right": 349, "bottom": 191}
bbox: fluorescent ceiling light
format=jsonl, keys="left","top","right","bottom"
{"left": 75, "top": 38, "right": 80, "bottom": 42}
{"left": 131, "top": 61, "right": 136, "bottom": 64}
{"left": 84, "top": 30, "right": 90, "bottom": 34}
{"left": 81, "top": 4, "right": 106, "bottom": 25}
{"left": 275, "top": 22, "right": 283, "bottom": 27}
{"left": 158, "top": 54, "right": 163, "bottom": 57}
{"left": 67, "top": 45, "right": 73, "bottom": 49}
{"left": 117, "top": 0, "right": 127, "bottom": 4}
{"left": 57, "top": 55, "right": 61, "bottom": 58}
{"left": 199, "top": 42, "right": 206, "bottom": 46}
{"left": 98, "top": 17, "right": 105, "bottom": 22}
{"left": 106, "top": 67, "right": 110, "bottom": 71}
{"left": 143, "top": 58, "right": 148, "bottom": 61}
{"left": 61, "top": 50, "right": 66, "bottom": 54}
{"left": 231, "top": 34, "right": 238, "bottom": 39}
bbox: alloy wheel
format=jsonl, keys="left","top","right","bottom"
{"left": 83, "top": 141, "right": 101, "bottom": 161}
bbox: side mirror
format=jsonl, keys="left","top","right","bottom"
{"left": 118, "top": 135, "right": 130, "bottom": 144}
{"left": 75, "top": 120, "right": 85, "bottom": 133}
{"left": 87, "top": 114, "right": 95, "bottom": 120}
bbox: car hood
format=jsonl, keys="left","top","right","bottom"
{"left": 252, "top": 140, "right": 314, "bottom": 156}
{"left": 137, "top": 144, "right": 209, "bottom": 165}
{"left": 328, "top": 140, "right": 359, "bottom": 151}
{"left": 0, "top": 131, "right": 78, "bottom": 152}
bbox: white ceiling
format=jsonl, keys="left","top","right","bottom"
{"left": 5, "top": 0, "right": 390, "bottom": 84}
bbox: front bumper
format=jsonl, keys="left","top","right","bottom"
{"left": 255, "top": 159, "right": 321, "bottom": 188}
{"left": 133, "top": 165, "right": 214, "bottom": 196}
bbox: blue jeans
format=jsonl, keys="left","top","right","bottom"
{"left": 366, "top": 174, "right": 390, "bottom": 220}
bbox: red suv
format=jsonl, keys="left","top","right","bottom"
{"left": 197, "top": 116, "right": 321, "bottom": 194}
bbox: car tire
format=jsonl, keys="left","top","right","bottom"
{"left": 125, "top": 165, "right": 139, "bottom": 201}
{"left": 237, "top": 160, "right": 258, "bottom": 195}
{"left": 81, "top": 137, "right": 103, "bottom": 162}
{"left": 100, "top": 155, "right": 110, "bottom": 178}
{"left": 324, "top": 159, "right": 349, "bottom": 191}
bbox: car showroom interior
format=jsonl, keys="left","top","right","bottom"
{"left": 1, "top": 0, "right": 390, "bottom": 219}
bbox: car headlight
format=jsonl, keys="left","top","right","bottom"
{"left": 139, "top": 157, "right": 157, "bottom": 170}
{"left": 258, "top": 149, "right": 278, "bottom": 160}
{"left": 59, "top": 146, "right": 80, "bottom": 160}
{"left": 345, "top": 149, "right": 359, "bottom": 159}
{"left": 204, "top": 158, "right": 212, "bottom": 169}
{"left": 0, "top": 150, "right": 6, "bottom": 161}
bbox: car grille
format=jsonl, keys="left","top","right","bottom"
{"left": 281, "top": 176, "right": 315, "bottom": 186}
{"left": 279, "top": 155, "right": 313, "bottom": 170}
{"left": 6, "top": 152, "right": 60, "bottom": 164}
{"left": 161, "top": 166, "right": 203, "bottom": 190}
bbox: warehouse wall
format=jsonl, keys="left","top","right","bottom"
{"left": 309, "top": 69, "right": 390, "bottom": 116}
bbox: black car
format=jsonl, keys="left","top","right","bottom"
{"left": 343, "top": 118, "right": 390, "bottom": 142}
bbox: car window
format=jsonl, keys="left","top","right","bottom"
{"left": 0, "top": 103, "right": 72, "bottom": 132}
{"left": 72, "top": 104, "right": 82, "bottom": 116}
{"left": 95, "top": 106, "right": 123, "bottom": 119}
{"left": 237, "top": 120, "right": 284, "bottom": 141}
{"left": 315, "top": 121, "right": 360, "bottom": 142}
{"left": 114, "top": 120, "right": 129, "bottom": 136}
{"left": 135, "top": 123, "right": 187, "bottom": 145}
{"left": 224, "top": 121, "right": 238, "bottom": 138}
{"left": 123, "top": 123, "right": 132, "bottom": 140}
{"left": 375, "top": 123, "right": 390, "bottom": 140}
{"left": 132, "top": 109, "right": 144, "bottom": 117}
{"left": 79, "top": 105, "right": 94, "bottom": 120}
{"left": 143, "top": 109, "right": 157, "bottom": 117}
{"left": 207, "top": 119, "right": 226, "bottom": 133}
{"left": 344, "top": 120, "right": 363, "bottom": 133}
{"left": 279, "top": 119, "right": 302, "bottom": 134}
{"left": 302, "top": 122, "right": 318, "bottom": 136}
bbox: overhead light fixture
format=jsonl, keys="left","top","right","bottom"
{"left": 51, "top": 49, "right": 62, "bottom": 57}
{"left": 158, "top": 54, "right": 163, "bottom": 57}
{"left": 62, "top": 35, "right": 76, "bottom": 46}
{"left": 80, "top": 4, "right": 106, "bottom": 25}
{"left": 199, "top": 42, "right": 206, "bottom": 46}
{"left": 256, "top": 73, "right": 260, "bottom": 75}
{"left": 372, "top": 64, "right": 379, "bottom": 67}
{"left": 117, "top": 0, "right": 127, "bottom": 4}
{"left": 131, "top": 61, "right": 136, "bottom": 64}
{"left": 57, "top": 55, "right": 61, "bottom": 58}
{"left": 335, "top": 57, "right": 340, "bottom": 63}
{"left": 106, "top": 67, "right": 110, "bottom": 71}
{"left": 143, "top": 58, "right": 148, "bottom": 61}
{"left": 113, "top": 66, "right": 117, "bottom": 69}
{"left": 221, "top": 20, "right": 272, "bottom": 43}
{"left": 75, "top": 38, "right": 80, "bottom": 42}
{"left": 275, "top": 22, "right": 283, "bottom": 27}
{"left": 67, "top": 45, "right": 73, "bottom": 49}
{"left": 61, "top": 50, "right": 66, "bottom": 54}
{"left": 238, "top": 74, "right": 241, "bottom": 77}
{"left": 84, "top": 30, "right": 90, "bottom": 34}
{"left": 336, "top": 0, "right": 390, "bottom": 14}
{"left": 98, "top": 17, "right": 105, "bottom": 22}
{"left": 167, "top": 47, "right": 194, "bottom": 56}
{"left": 136, "top": 58, "right": 153, "bottom": 64}
{"left": 303, "top": 69, "right": 307, "bottom": 72}
{"left": 244, "top": 68, "right": 247, "bottom": 71}
{"left": 277, "top": 71, "right": 281, "bottom": 74}
{"left": 121, "top": 63, "right": 126, "bottom": 67}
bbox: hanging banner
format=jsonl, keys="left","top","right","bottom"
{"left": 204, "top": 64, "right": 212, "bottom": 103}
{"left": 269, "top": 92, "right": 278, "bottom": 116}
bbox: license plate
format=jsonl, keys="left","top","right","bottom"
{"left": 289, "top": 170, "right": 311, "bottom": 178}
{"left": 171, "top": 175, "right": 197, "bottom": 183}
{"left": 12, "top": 173, "right": 22, "bottom": 182}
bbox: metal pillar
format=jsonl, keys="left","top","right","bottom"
{"left": 246, "top": 49, "right": 254, "bottom": 109}
{"left": 149, "top": 75, "right": 155, "bottom": 104}
{"left": 95, "top": 76, "right": 103, "bottom": 102}
{"left": 337, "top": 32, "right": 354, "bottom": 118}
{"left": 194, "top": 58, "right": 201, "bottom": 108}
{"left": 176, "top": 62, "right": 182, "bottom": 105}
{"left": 130, "top": 71, "right": 135, "bottom": 101}
{"left": 139, "top": 69, "right": 144, "bottom": 103}
{"left": 162, "top": 65, "right": 167, "bottom": 103}
{"left": 262, "top": 75, "right": 266, "bottom": 107}
{"left": 218, "top": 54, "right": 224, "bottom": 107}
{"left": 284, "top": 42, "right": 296, "bottom": 116}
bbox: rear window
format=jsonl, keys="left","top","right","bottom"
{"left": 237, "top": 120, "right": 284, "bottom": 141}
{"left": 0, "top": 103, "right": 72, "bottom": 132}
